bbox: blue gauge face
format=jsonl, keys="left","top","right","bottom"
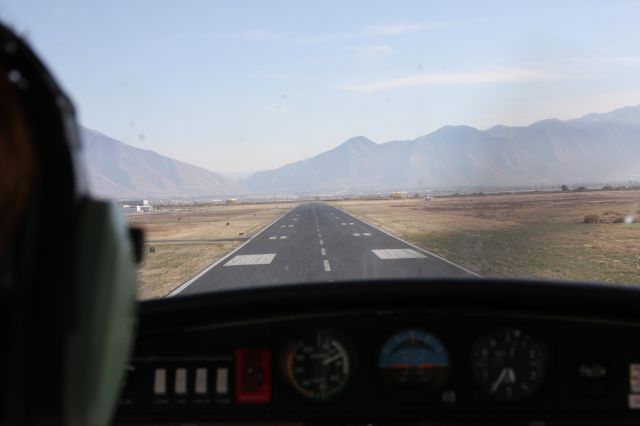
{"left": 378, "top": 329, "right": 450, "bottom": 396}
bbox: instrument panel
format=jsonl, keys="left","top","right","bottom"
{"left": 116, "top": 307, "right": 640, "bottom": 424}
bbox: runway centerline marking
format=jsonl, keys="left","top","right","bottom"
{"left": 323, "top": 260, "right": 331, "bottom": 272}
{"left": 341, "top": 223, "right": 347, "bottom": 225}
{"left": 288, "top": 224, "right": 294, "bottom": 228}
{"left": 280, "top": 236, "right": 287, "bottom": 239}
{"left": 353, "top": 233, "right": 361, "bottom": 237}
{"left": 319, "top": 239, "right": 324, "bottom": 245}
{"left": 363, "top": 232, "right": 371, "bottom": 236}
{"left": 371, "top": 249, "right": 427, "bottom": 260}
{"left": 224, "top": 253, "right": 277, "bottom": 266}
{"left": 349, "top": 222, "right": 354, "bottom": 225}
{"left": 321, "top": 248, "right": 326, "bottom": 256}
{"left": 280, "top": 225, "right": 286, "bottom": 228}
{"left": 269, "top": 236, "right": 277, "bottom": 240}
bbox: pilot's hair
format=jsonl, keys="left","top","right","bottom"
{"left": 0, "top": 65, "right": 38, "bottom": 254}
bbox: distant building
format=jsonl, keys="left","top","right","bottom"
{"left": 225, "top": 198, "right": 238, "bottom": 205}
{"left": 116, "top": 199, "right": 152, "bottom": 213}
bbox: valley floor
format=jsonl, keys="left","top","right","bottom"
{"left": 129, "top": 202, "right": 294, "bottom": 299}
{"left": 332, "top": 190, "right": 640, "bottom": 285}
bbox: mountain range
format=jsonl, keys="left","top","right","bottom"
{"left": 81, "top": 128, "right": 245, "bottom": 199}
{"left": 242, "top": 106, "right": 640, "bottom": 193}
{"left": 80, "top": 105, "right": 640, "bottom": 199}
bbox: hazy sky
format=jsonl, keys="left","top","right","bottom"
{"left": 2, "top": 1, "right": 640, "bottom": 173}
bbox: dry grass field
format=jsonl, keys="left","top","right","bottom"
{"left": 332, "top": 190, "right": 640, "bottom": 285}
{"left": 128, "top": 202, "right": 295, "bottom": 299}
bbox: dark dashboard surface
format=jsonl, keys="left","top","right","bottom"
{"left": 115, "top": 279, "right": 640, "bottom": 425}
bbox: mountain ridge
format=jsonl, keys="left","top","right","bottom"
{"left": 81, "top": 127, "right": 246, "bottom": 199}
{"left": 80, "top": 105, "right": 640, "bottom": 199}
{"left": 242, "top": 105, "right": 640, "bottom": 193}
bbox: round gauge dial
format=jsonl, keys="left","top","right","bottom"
{"left": 282, "top": 329, "right": 353, "bottom": 402}
{"left": 472, "top": 328, "right": 548, "bottom": 402}
{"left": 378, "top": 329, "right": 450, "bottom": 399}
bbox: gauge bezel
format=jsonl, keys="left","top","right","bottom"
{"left": 280, "top": 328, "right": 356, "bottom": 403}
{"left": 470, "top": 326, "right": 550, "bottom": 403}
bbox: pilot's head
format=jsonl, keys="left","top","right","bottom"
{"left": 0, "top": 60, "right": 37, "bottom": 256}
{"left": 0, "top": 23, "right": 138, "bottom": 426}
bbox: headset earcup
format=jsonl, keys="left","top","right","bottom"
{"left": 64, "top": 200, "right": 136, "bottom": 426}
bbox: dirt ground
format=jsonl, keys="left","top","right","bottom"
{"left": 332, "top": 190, "right": 640, "bottom": 285}
{"left": 129, "top": 202, "right": 295, "bottom": 299}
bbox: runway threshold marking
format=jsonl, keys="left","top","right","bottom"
{"left": 371, "top": 249, "right": 427, "bottom": 260}
{"left": 224, "top": 253, "right": 277, "bottom": 266}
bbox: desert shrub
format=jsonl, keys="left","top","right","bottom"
{"left": 600, "top": 211, "right": 623, "bottom": 224}
{"left": 583, "top": 214, "right": 600, "bottom": 224}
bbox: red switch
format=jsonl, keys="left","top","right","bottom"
{"left": 235, "top": 349, "right": 271, "bottom": 403}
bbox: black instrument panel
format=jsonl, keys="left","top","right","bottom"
{"left": 115, "top": 279, "right": 640, "bottom": 425}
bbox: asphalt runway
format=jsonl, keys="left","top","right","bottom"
{"left": 173, "top": 202, "right": 477, "bottom": 296}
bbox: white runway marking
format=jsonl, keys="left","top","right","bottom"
{"left": 224, "top": 253, "right": 276, "bottom": 266}
{"left": 342, "top": 223, "right": 347, "bottom": 225}
{"left": 349, "top": 222, "right": 354, "bottom": 225}
{"left": 363, "top": 232, "right": 371, "bottom": 236}
{"left": 319, "top": 239, "right": 324, "bottom": 245}
{"left": 318, "top": 233, "right": 322, "bottom": 238}
{"left": 321, "top": 248, "right": 326, "bottom": 256}
{"left": 280, "top": 225, "right": 286, "bottom": 228}
{"left": 269, "top": 236, "right": 277, "bottom": 240}
{"left": 323, "top": 260, "right": 331, "bottom": 271}
{"left": 288, "top": 224, "right": 294, "bottom": 228}
{"left": 280, "top": 236, "right": 287, "bottom": 239}
{"left": 353, "top": 233, "right": 361, "bottom": 237}
{"left": 371, "top": 249, "right": 427, "bottom": 260}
